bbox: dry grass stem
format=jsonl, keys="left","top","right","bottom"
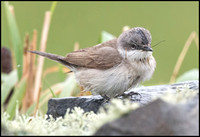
{"left": 31, "top": 30, "right": 37, "bottom": 78}
{"left": 122, "top": 26, "right": 130, "bottom": 32}
{"left": 74, "top": 42, "right": 80, "bottom": 51}
{"left": 34, "top": 86, "right": 42, "bottom": 117}
{"left": 39, "top": 83, "right": 63, "bottom": 107}
{"left": 24, "top": 30, "right": 38, "bottom": 111}
{"left": 22, "top": 30, "right": 38, "bottom": 112}
{"left": 43, "top": 66, "right": 59, "bottom": 77}
{"left": 22, "top": 34, "right": 30, "bottom": 112}
{"left": 33, "top": 11, "right": 52, "bottom": 102}
{"left": 8, "top": 5, "right": 14, "bottom": 16}
{"left": 77, "top": 91, "right": 92, "bottom": 96}
{"left": 43, "top": 66, "right": 70, "bottom": 77}
{"left": 170, "top": 31, "right": 199, "bottom": 83}
{"left": 194, "top": 33, "right": 199, "bottom": 50}
{"left": 22, "top": 33, "right": 29, "bottom": 76}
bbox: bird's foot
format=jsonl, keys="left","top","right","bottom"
{"left": 101, "top": 95, "right": 110, "bottom": 103}
{"left": 121, "top": 91, "right": 142, "bottom": 101}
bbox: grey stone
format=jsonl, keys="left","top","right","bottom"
{"left": 94, "top": 96, "right": 199, "bottom": 135}
{"left": 46, "top": 80, "right": 199, "bottom": 119}
{"left": 123, "top": 80, "right": 199, "bottom": 104}
{"left": 47, "top": 95, "right": 107, "bottom": 119}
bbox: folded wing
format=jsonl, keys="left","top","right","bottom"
{"left": 65, "top": 39, "right": 122, "bottom": 69}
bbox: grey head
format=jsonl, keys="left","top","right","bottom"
{"left": 117, "top": 27, "right": 152, "bottom": 52}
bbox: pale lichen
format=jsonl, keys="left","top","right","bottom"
{"left": 1, "top": 99, "right": 139, "bottom": 135}
{"left": 1, "top": 86, "right": 198, "bottom": 135}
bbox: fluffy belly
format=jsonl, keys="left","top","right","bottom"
{"left": 74, "top": 57, "right": 156, "bottom": 98}
{"left": 75, "top": 64, "right": 132, "bottom": 98}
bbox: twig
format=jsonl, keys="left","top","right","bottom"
{"left": 22, "top": 33, "right": 30, "bottom": 112}
{"left": 74, "top": 42, "right": 80, "bottom": 51}
{"left": 170, "top": 31, "right": 199, "bottom": 83}
{"left": 22, "top": 33, "right": 29, "bottom": 76}
{"left": 33, "top": 11, "right": 52, "bottom": 102}
{"left": 34, "top": 86, "right": 41, "bottom": 117}
{"left": 23, "top": 30, "right": 38, "bottom": 112}
{"left": 31, "top": 30, "right": 37, "bottom": 79}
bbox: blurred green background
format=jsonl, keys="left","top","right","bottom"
{"left": 1, "top": 1, "right": 199, "bottom": 87}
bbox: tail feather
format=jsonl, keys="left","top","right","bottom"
{"left": 28, "top": 50, "right": 75, "bottom": 69}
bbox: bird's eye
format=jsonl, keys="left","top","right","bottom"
{"left": 131, "top": 44, "right": 136, "bottom": 49}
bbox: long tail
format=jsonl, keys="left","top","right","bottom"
{"left": 28, "top": 50, "right": 74, "bottom": 68}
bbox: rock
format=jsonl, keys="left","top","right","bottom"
{"left": 94, "top": 96, "right": 199, "bottom": 135}
{"left": 123, "top": 80, "right": 199, "bottom": 104}
{"left": 46, "top": 80, "right": 199, "bottom": 119}
{"left": 47, "top": 95, "right": 107, "bottom": 119}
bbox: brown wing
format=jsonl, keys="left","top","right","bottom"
{"left": 65, "top": 39, "right": 122, "bottom": 69}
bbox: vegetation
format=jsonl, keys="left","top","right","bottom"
{"left": 2, "top": 87, "right": 198, "bottom": 135}
{"left": 1, "top": 1, "right": 199, "bottom": 136}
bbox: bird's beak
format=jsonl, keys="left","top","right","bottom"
{"left": 142, "top": 46, "right": 153, "bottom": 52}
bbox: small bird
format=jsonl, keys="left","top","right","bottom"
{"left": 30, "top": 27, "right": 156, "bottom": 99}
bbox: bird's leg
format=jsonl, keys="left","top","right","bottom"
{"left": 101, "top": 95, "right": 110, "bottom": 102}
{"left": 121, "top": 91, "right": 142, "bottom": 101}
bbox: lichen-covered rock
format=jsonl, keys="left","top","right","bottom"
{"left": 47, "top": 80, "right": 199, "bottom": 119}
{"left": 47, "top": 96, "right": 107, "bottom": 119}
{"left": 94, "top": 95, "right": 199, "bottom": 135}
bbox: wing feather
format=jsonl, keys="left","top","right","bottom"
{"left": 65, "top": 39, "right": 122, "bottom": 69}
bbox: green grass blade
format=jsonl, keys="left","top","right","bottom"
{"left": 6, "top": 76, "right": 27, "bottom": 120}
{"left": 99, "top": 31, "right": 115, "bottom": 43}
{"left": 57, "top": 64, "right": 66, "bottom": 82}
{"left": 25, "top": 2, "right": 58, "bottom": 115}
{"left": 4, "top": 2, "right": 23, "bottom": 80}
{"left": 43, "top": 78, "right": 57, "bottom": 98}
{"left": 26, "top": 82, "right": 64, "bottom": 115}
{"left": 1, "top": 70, "right": 18, "bottom": 106}
{"left": 176, "top": 68, "right": 199, "bottom": 82}
{"left": 50, "top": 1, "right": 57, "bottom": 17}
{"left": 59, "top": 74, "right": 78, "bottom": 97}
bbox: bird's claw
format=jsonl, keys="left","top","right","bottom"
{"left": 121, "top": 91, "right": 142, "bottom": 101}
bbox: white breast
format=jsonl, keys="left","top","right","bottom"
{"left": 74, "top": 50, "right": 156, "bottom": 98}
